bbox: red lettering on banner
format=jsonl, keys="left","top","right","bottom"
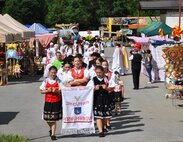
{"left": 63, "top": 116, "right": 93, "bottom": 123}
{"left": 66, "top": 101, "right": 89, "bottom": 106}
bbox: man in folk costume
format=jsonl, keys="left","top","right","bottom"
{"left": 69, "top": 54, "right": 89, "bottom": 86}
{"left": 121, "top": 45, "right": 129, "bottom": 74}
{"left": 112, "top": 44, "right": 125, "bottom": 75}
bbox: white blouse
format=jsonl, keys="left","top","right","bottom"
{"left": 40, "top": 78, "right": 63, "bottom": 90}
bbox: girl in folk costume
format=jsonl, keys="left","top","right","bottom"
{"left": 76, "top": 42, "right": 84, "bottom": 55}
{"left": 69, "top": 55, "right": 89, "bottom": 86}
{"left": 65, "top": 44, "right": 73, "bottom": 57}
{"left": 89, "top": 57, "right": 104, "bottom": 79}
{"left": 102, "top": 60, "right": 115, "bottom": 130}
{"left": 88, "top": 66, "right": 115, "bottom": 137}
{"left": 114, "top": 71, "right": 124, "bottom": 115}
{"left": 46, "top": 51, "right": 53, "bottom": 65}
{"left": 60, "top": 46, "right": 67, "bottom": 59}
{"left": 40, "top": 66, "right": 62, "bottom": 141}
{"left": 57, "top": 62, "right": 73, "bottom": 87}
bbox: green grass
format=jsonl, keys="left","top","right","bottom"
{"left": 0, "top": 134, "right": 28, "bottom": 142}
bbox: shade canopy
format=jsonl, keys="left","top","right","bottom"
{"left": 0, "top": 28, "right": 14, "bottom": 43}
{"left": 3, "top": 14, "right": 35, "bottom": 39}
{"left": 29, "top": 23, "right": 50, "bottom": 35}
{"left": 0, "top": 21, "right": 22, "bottom": 42}
{"left": 138, "top": 22, "right": 172, "bottom": 36}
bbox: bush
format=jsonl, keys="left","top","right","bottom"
{"left": 0, "top": 134, "right": 28, "bottom": 142}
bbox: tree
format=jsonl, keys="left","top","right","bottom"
{"left": 2, "top": 0, "right": 47, "bottom": 24}
{"left": 46, "top": 0, "right": 93, "bottom": 30}
{"left": 2, "top": 0, "right": 160, "bottom": 30}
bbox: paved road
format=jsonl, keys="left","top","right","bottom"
{"left": 0, "top": 47, "right": 183, "bottom": 142}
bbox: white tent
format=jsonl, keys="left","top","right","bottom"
{"left": 0, "top": 21, "right": 22, "bottom": 42}
{"left": 3, "top": 14, "right": 35, "bottom": 39}
{"left": 0, "top": 28, "right": 13, "bottom": 43}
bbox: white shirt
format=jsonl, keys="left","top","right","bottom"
{"left": 87, "top": 76, "right": 116, "bottom": 88}
{"left": 57, "top": 69, "right": 73, "bottom": 86}
{"left": 40, "top": 77, "right": 63, "bottom": 90}
{"left": 129, "top": 55, "right": 134, "bottom": 61}
{"left": 43, "top": 64, "right": 52, "bottom": 78}
{"left": 89, "top": 66, "right": 96, "bottom": 79}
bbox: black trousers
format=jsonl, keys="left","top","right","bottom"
{"left": 132, "top": 68, "right": 141, "bottom": 89}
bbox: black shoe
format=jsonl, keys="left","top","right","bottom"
{"left": 51, "top": 135, "right": 57, "bottom": 141}
{"left": 106, "top": 125, "right": 112, "bottom": 130}
{"left": 133, "top": 88, "right": 138, "bottom": 90}
{"left": 99, "top": 132, "right": 105, "bottom": 137}
{"left": 103, "top": 128, "right": 108, "bottom": 133}
{"left": 49, "top": 130, "right": 52, "bottom": 137}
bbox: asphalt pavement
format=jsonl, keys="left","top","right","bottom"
{"left": 0, "top": 47, "right": 183, "bottom": 142}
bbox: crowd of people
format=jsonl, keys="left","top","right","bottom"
{"left": 40, "top": 37, "right": 125, "bottom": 140}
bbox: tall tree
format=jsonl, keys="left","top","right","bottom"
{"left": 2, "top": 0, "right": 47, "bottom": 24}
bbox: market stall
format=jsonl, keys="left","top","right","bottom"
{"left": 127, "top": 36, "right": 175, "bottom": 81}
{"left": 163, "top": 45, "right": 183, "bottom": 100}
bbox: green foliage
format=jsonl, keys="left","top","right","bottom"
{"left": 2, "top": 0, "right": 160, "bottom": 30}
{"left": 0, "top": 134, "right": 28, "bottom": 142}
{"left": 2, "top": 0, "right": 47, "bottom": 24}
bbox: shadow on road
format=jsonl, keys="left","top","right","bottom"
{"left": 140, "top": 86, "right": 159, "bottom": 90}
{"left": 28, "top": 98, "right": 144, "bottom": 141}
{"left": 0, "top": 112, "right": 19, "bottom": 125}
{"left": 7, "top": 75, "right": 43, "bottom": 86}
{"left": 57, "top": 98, "right": 144, "bottom": 139}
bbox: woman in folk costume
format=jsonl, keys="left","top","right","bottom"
{"left": 102, "top": 60, "right": 115, "bottom": 130}
{"left": 40, "top": 66, "right": 62, "bottom": 141}
{"left": 88, "top": 66, "right": 115, "bottom": 137}
{"left": 112, "top": 44, "right": 125, "bottom": 75}
{"left": 69, "top": 54, "right": 89, "bottom": 86}
{"left": 121, "top": 45, "right": 129, "bottom": 74}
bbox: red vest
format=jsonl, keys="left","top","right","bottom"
{"left": 45, "top": 80, "right": 61, "bottom": 103}
{"left": 71, "top": 67, "right": 85, "bottom": 79}
{"left": 71, "top": 67, "right": 87, "bottom": 86}
{"left": 107, "top": 71, "right": 112, "bottom": 80}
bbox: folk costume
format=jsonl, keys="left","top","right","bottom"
{"left": 70, "top": 67, "right": 89, "bottom": 86}
{"left": 40, "top": 77, "right": 63, "bottom": 122}
{"left": 88, "top": 76, "right": 115, "bottom": 119}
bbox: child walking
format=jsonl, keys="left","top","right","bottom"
{"left": 88, "top": 66, "right": 115, "bottom": 137}
{"left": 40, "top": 66, "right": 62, "bottom": 141}
{"left": 57, "top": 61, "right": 73, "bottom": 87}
{"left": 114, "top": 71, "right": 124, "bottom": 115}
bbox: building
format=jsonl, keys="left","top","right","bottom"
{"left": 100, "top": 17, "right": 159, "bottom": 38}
{"left": 140, "top": 0, "right": 183, "bottom": 28}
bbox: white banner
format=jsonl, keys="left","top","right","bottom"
{"left": 61, "top": 86, "right": 95, "bottom": 135}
